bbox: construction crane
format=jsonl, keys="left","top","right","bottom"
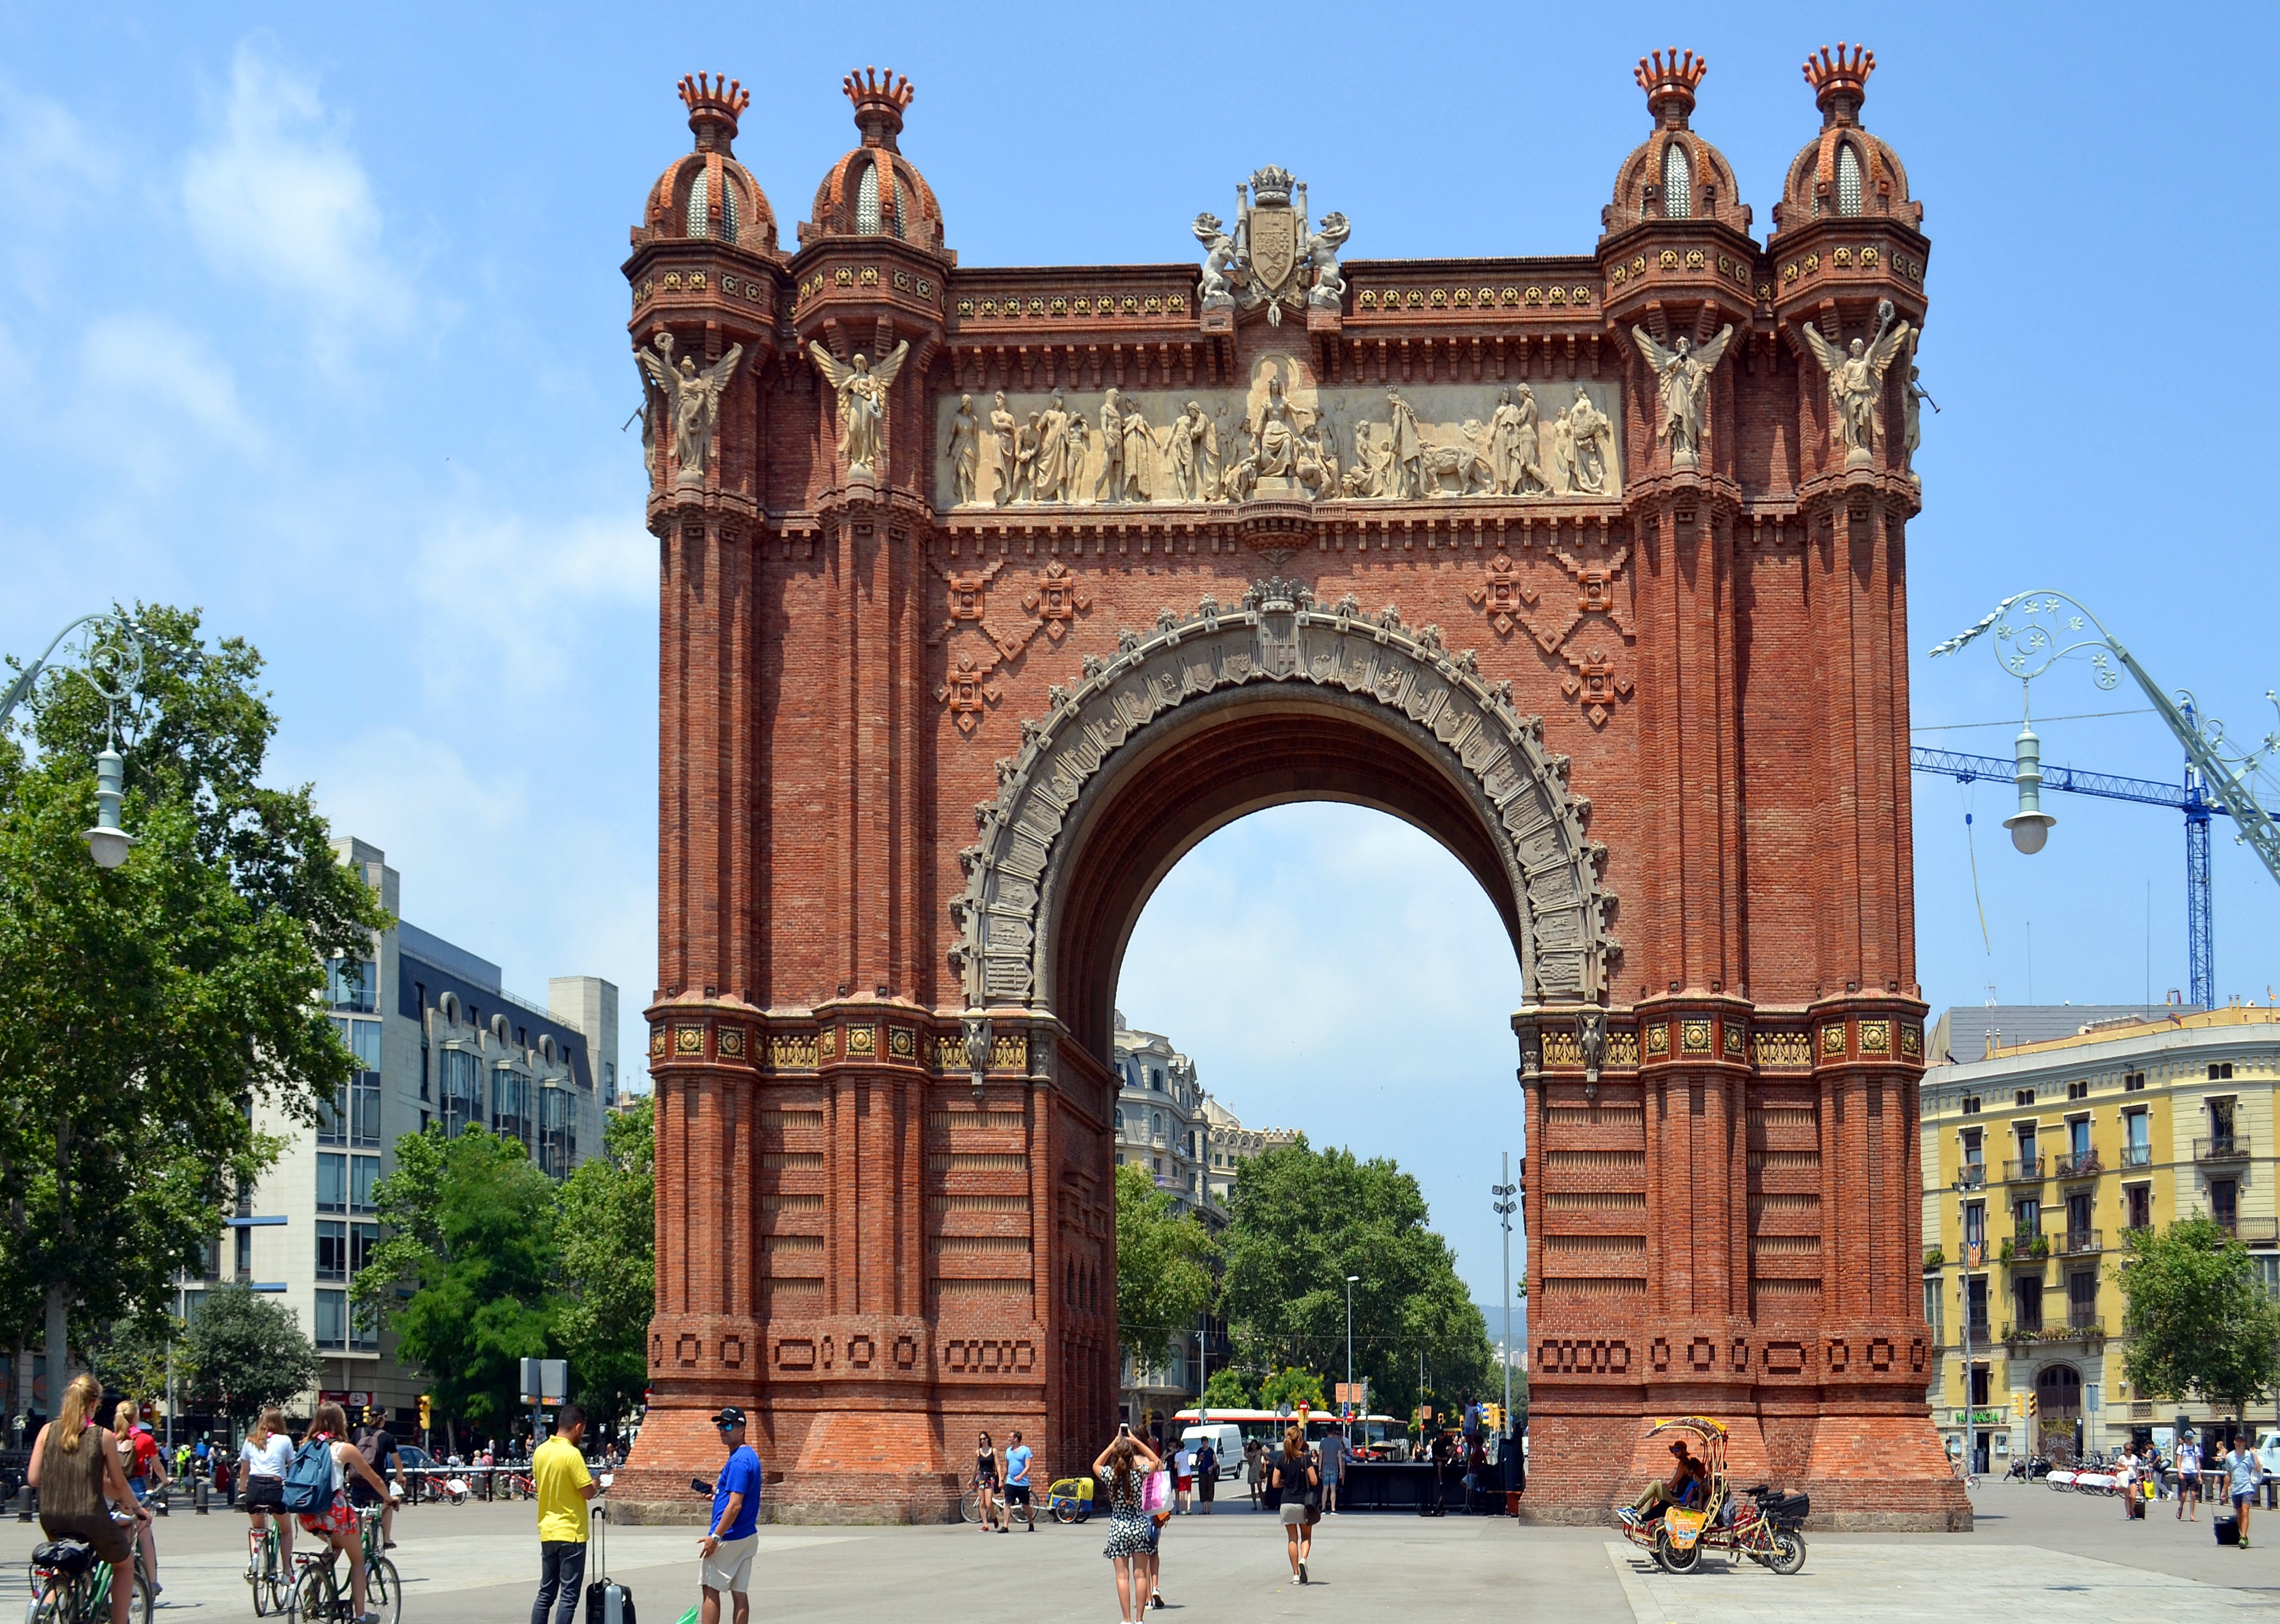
{"left": 1910, "top": 744, "right": 2226, "bottom": 1009}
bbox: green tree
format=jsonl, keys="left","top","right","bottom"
{"left": 0, "top": 606, "right": 383, "bottom": 1381}
{"left": 1218, "top": 1137, "right": 1494, "bottom": 1417}
{"left": 2117, "top": 1218, "right": 2280, "bottom": 1414}
{"left": 179, "top": 1282, "right": 322, "bottom": 1426}
{"left": 555, "top": 1098, "right": 654, "bottom": 1429}
{"left": 85, "top": 1309, "right": 176, "bottom": 1411}
{"left": 353, "top": 1125, "right": 559, "bottom": 1440}
{"left": 1258, "top": 1366, "right": 1326, "bottom": 1411}
{"left": 1201, "top": 1365, "right": 1255, "bottom": 1409}
{"left": 1115, "top": 1162, "right": 1217, "bottom": 1371}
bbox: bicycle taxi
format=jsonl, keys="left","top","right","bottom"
{"left": 1613, "top": 1415, "right": 1809, "bottom": 1575}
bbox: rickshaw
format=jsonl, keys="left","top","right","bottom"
{"left": 1613, "top": 1416, "right": 1808, "bottom": 1575}
{"left": 1045, "top": 1475, "right": 1095, "bottom": 1523}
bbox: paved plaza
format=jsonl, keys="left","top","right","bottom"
{"left": 5, "top": 1482, "right": 2277, "bottom": 1623}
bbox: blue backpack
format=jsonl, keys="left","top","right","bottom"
{"left": 281, "top": 1437, "right": 336, "bottom": 1515}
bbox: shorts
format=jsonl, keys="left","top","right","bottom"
{"left": 40, "top": 1511, "right": 134, "bottom": 1567}
{"left": 1005, "top": 1484, "right": 1031, "bottom": 1505}
{"left": 1280, "top": 1502, "right": 1309, "bottom": 1525}
{"left": 300, "top": 1501, "right": 356, "bottom": 1540}
{"left": 701, "top": 1532, "right": 758, "bottom": 1594}
{"left": 2234, "top": 1492, "right": 2254, "bottom": 1510}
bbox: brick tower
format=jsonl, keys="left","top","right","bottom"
{"left": 613, "top": 46, "right": 1967, "bottom": 1530}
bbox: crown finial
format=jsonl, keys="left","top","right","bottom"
{"left": 1247, "top": 165, "right": 1295, "bottom": 206}
{"left": 1802, "top": 43, "right": 1874, "bottom": 127}
{"left": 677, "top": 73, "right": 749, "bottom": 153}
{"left": 843, "top": 65, "right": 914, "bottom": 151}
{"left": 1634, "top": 48, "right": 1707, "bottom": 126}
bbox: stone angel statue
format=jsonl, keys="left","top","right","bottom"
{"left": 1630, "top": 324, "right": 1733, "bottom": 468}
{"left": 1193, "top": 212, "right": 1240, "bottom": 310}
{"left": 1305, "top": 211, "right": 1352, "bottom": 309}
{"left": 637, "top": 331, "right": 745, "bottom": 493}
{"left": 808, "top": 338, "right": 911, "bottom": 480}
{"left": 1801, "top": 297, "right": 1911, "bottom": 466}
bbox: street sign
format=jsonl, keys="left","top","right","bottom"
{"left": 520, "top": 1357, "right": 568, "bottom": 1406}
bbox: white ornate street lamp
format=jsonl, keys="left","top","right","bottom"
{"left": 2, "top": 612, "right": 144, "bottom": 867}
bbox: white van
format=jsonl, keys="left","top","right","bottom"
{"left": 1181, "top": 1423, "right": 1243, "bottom": 1479}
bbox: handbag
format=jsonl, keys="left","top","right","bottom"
{"left": 1140, "top": 1468, "right": 1171, "bottom": 1513}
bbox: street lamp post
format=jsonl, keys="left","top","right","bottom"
{"left": 2, "top": 611, "right": 143, "bottom": 867}
{"left": 1344, "top": 1275, "right": 1359, "bottom": 1418}
{"left": 1494, "top": 1155, "right": 1518, "bottom": 1434}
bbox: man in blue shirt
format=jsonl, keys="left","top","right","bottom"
{"left": 700, "top": 1408, "right": 762, "bottom": 1624}
{"left": 1003, "top": 1432, "right": 1034, "bottom": 1531}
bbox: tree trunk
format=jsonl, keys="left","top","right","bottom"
{"left": 44, "top": 1285, "right": 69, "bottom": 1393}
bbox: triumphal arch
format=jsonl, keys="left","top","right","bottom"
{"left": 613, "top": 45, "right": 1968, "bottom": 1528}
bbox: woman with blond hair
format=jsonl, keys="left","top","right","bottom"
{"left": 1266, "top": 1424, "right": 1320, "bottom": 1584}
{"left": 239, "top": 1406, "right": 296, "bottom": 1573}
{"left": 27, "top": 1374, "right": 151, "bottom": 1624}
{"left": 1092, "top": 1424, "right": 1161, "bottom": 1624}
{"left": 299, "top": 1400, "right": 392, "bottom": 1624}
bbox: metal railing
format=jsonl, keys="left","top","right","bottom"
{"left": 2234, "top": 1216, "right": 2280, "bottom": 1244}
{"left": 1958, "top": 1164, "right": 1987, "bottom": 1190}
{"left": 2003, "top": 1156, "right": 2046, "bottom": 1182}
{"left": 2120, "top": 1144, "right": 2152, "bottom": 1168}
{"left": 2194, "top": 1136, "right": 2251, "bottom": 1162}
{"left": 2053, "top": 1229, "right": 2103, "bottom": 1256}
{"left": 2052, "top": 1150, "right": 2102, "bottom": 1178}
{"left": 2002, "top": 1319, "right": 2105, "bottom": 1345}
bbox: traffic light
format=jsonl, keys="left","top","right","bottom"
{"left": 2025, "top": 1392, "right": 2038, "bottom": 1420}
{"left": 418, "top": 1394, "right": 431, "bottom": 1430}
{"left": 2011, "top": 1392, "right": 2025, "bottom": 1420}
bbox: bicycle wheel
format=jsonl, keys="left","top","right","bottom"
{"left": 959, "top": 1488, "right": 981, "bottom": 1523}
{"left": 1766, "top": 1528, "right": 1806, "bottom": 1576}
{"left": 1653, "top": 1526, "right": 1700, "bottom": 1574}
{"left": 290, "top": 1562, "right": 332, "bottom": 1624}
{"left": 366, "top": 1557, "right": 403, "bottom": 1624}
{"left": 250, "top": 1541, "right": 270, "bottom": 1618}
{"left": 130, "top": 1568, "right": 154, "bottom": 1624}
{"left": 265, "top": 1547, "right": 295, "bottom": 1616}
{"left": 26, "top": 1576, "right": 70, "bottom": 1624}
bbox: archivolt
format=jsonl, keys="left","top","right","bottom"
{"left": 950, "top": 579, "right": 1618, "bottom": 1015}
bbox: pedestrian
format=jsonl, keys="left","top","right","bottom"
{"left": 973, "top": 1430, "right": 1001, "bottom": 1533}
{"left": 1093, "top": 1425, "right": 1161, "bottom": 1624}
{"left": 112, "top": 1402, "right": 165, "bottom": 1596}
{"left": 2178, "top": 1435, "right": 2203, "bottom": 1521}
{"left": 529, "top": 1405, "right": 597, "bottom": 1624}
{"left": 2225, "top": 1434, "right": 2261, "bottom": 1548}
{"left": 26, "top": 1374, "right": 150, "bottom": 1624}
{"left": 1319, "top": 1424, "right": 1345, "bottom": 1515}
{"left": 239, "top": 1406, "right": 295, "bottom": 1575}
{"left": 1172, "top": 1439, "right": 1193, "bottom": 1515}
{"left": 1195, "top": 1438, "right": 1217, "bottom": 1515}
{"left": 1003, "top": 1431, "right": 1035, "bottom": 1532}
{"left": 699, "top": 1407, "right": 762, "bottom": 1624}
{"left": 1267, "top": 1424, "right": 1320, "bottom": 1585}
{"left": 1244, "top": 1440, "right": 1264, "bottom": 1509}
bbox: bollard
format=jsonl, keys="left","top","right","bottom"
{"left": 13, "top": 1483, "right": 34, "bottom": 1523}
{"left": 195, "top": 1477, "right": 210, "bottom": 1515}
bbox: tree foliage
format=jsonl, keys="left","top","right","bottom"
{"left": 85, "top": 1309, "right": 176, "bottom": 1409}
{"left": 1218, "top": 1137, "right": 1494, "bottom": 1417}
{"left": 554, "top": 1097, "right": 655, "bottom": 1427}
{"left": 1201, "top": 1365, "right": 1255, "bottom": 1409}
{"left": 180, "top": 1282, "right": 322, "bottom": 1425}
{"left": 353, "top": 1125, "right": 559, "bottom": 1433}
{"left": 0, "top": 606, "right": 383, "bottom": 1367}
{"left": 1258, "top": 1366, "right": 1326, "bottom": 1411}
{"left": 2117, "top": 1218, "right": 2280, "bottom": 1412}
{"left": 1114, "top": 1162, "right": 1217, "bottom": 1367}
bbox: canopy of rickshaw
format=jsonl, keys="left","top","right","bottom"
{"left": 1644, "top": 1416, "right": 1729, "bottom": 1439}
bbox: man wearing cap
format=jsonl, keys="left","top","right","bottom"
{"left": 700, "top": 1407, "right": 762, "bottom": 1624}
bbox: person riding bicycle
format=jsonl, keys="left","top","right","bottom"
{"left": 351, "top": 1415, "right": 404, "bottom": 1550}
{"left": 27, "top": 1373, "right": 152, "bottom": 1624}
{"left": 299, "top": 1400, "right": 392, "bottom": 1624}
{"left": 112, "top": 1402, "right": 166, "bottom": 1596}
{"left": 241, "top": 1406, "right": 297, "bottom": 1576}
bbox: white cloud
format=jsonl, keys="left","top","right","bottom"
{"left": 181, "top": 42, "right": 415, "bottom": 357}
{"left": 0, "top": 82, "right": 114, "bottom": 217}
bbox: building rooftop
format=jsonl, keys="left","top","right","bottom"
{"left": 1928, "top": 1004, "right": 2173, "bottom": 1065}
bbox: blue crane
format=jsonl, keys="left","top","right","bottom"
{"left": 1910, "top": 744, "right": 2226, "bottom": 1009}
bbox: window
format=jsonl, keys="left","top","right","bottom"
{"left": 2211, "top": 1178, "right": 2238, "bottom": 1232}
{"left": 2015, "top": 1123, "right": 2038, "bottom": 1172}
{"left": 350, "top": 1300, "right": 378, "bottom": 1353}
{"left": 315, "top": 1289, "right": 347, "bottom": 1352}
{"left": 1152, "top": 1156, "right": 1162, "bottom": 1174}
{"left": 350, "top": 1156, "right": 378, "bottom": 1215}
{"left": 318, "top": 1152, "right": 347, "bottom": 1213}
{"left": 2125, "top": 1182, "right": 2152, "bottom": 1231}
{"left": 2208, "top": 1062, "right": 2234, "bottom": 1082}
{"left": 685, "top": 170, "right": 709, "bottom": 238}
{"left": 326, "top": 958, "right": 377, "bottom": 1012}
{"left": 2069, "top": 1270, "right": 2098, "bottom": 1326}
{"left": 2015, "top": 1088, "right": 2036, "bottom": 1107}
{"left": 316, "top": 1083, "right": 347, "bottom": 1146}
{"left": 2066, "top": 1080, "right": 2088, "bottom": 1100}
{"left": 2069, "top": 1117, "right": 2090, "bottom": 1161}
{"left": 351, "top": 1074, "right": 381, "bottom": 1149}
{"left": 2014, "top": 1198, "right": 2040, "bottom": 1239}
{"left": 440, "top": 1047, "right": 482, "bottom": 1137}
{"left": 352, "top": 1221, "right": 378, "bottom": 1275}
{"left": 494, "top": 1067, "right": 532, "bottom": 1145}
{"left": 234, "top": 1226, "right": 253, "bottom": 1278}
{"left": 317, "top": 1220, "right": 348, "bottom": 1282}
{"left": 1922, "top": 1279, "right": 1942, "bottom": 1330}
{"left": 1962, "top": 1094, "right": 1982, "bottom": 1115}
{"left": 2065, "top": 1191, "right": 2093, "bottom": 1238}
{"left": 1151, "top": 1111, "right": 1163, "bottom": 1140}
{"left": 420, "top": 1039, "right": 431, "bottom": 1102}
{"left": 1114, "top": 1108, "right": 1124, "bottom": 1133}
{"left": 1835, "top": 142, "right": 1864, "bottom": 215}
{"left": 2258, "top": 1256, "right": 2280, "bottom": 1300}
{"left": 2124, "top": 1108, "right": 2150, "bottom": 1166}
{"left": 540, "top": 1085, "right": 575, "bottom": 1178}
{"left": 856, "top": 160, "right": 882, "bottom": 234}
{"left": 1661, "top": 141, "right": 1692, "bottom": 217}
{"left": 1962, "top": 1127, "right": 1983, "bottom": 1165}
{"left": 2124, "top": 1071, "right": 2145, "bottom": 1092}
{"left": 2013, "top": 1275, "right": 2043, "bottom": 1334}
{"left": 1965, "top": 1282, "right": 1990, "bottom": 1346}
{"left": 1963, "top": 1201, "right": 1986, "bottom": 1252}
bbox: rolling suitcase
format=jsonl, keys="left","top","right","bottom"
{"left": 2215, "top": 1513, "right": 2240, "bottom": 1546}
{"left": 586, "top": 1502, "right": 636, "bottom": 1624}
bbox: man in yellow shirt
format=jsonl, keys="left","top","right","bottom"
{"left": 530, "top": 1405, "right": 597, "bottom": 1624}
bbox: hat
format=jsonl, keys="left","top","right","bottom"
{"left": 711, "top": 1406, "right": 746, "bottom": 1428}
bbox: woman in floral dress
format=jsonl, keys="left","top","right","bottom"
{"left": 1093, "top": 1427, "right": 1161, "bottom": 1623}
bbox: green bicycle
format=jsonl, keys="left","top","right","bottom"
{"left": 287, "top": 1507, "right": 401, "bottom": 1624}
{"left": 246, "top": 1509, "right": 292, "bottom": 1614}
{"left": 27, "top": 1523, "right": 155, "bottom": 1624}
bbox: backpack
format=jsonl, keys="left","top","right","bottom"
{"left": 282, "top": 1436, "right": 337, "bottom": 1515}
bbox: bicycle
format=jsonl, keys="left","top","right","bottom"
{"left": 244, "top": 1509, "right": 291, "bottom": 1615}
{"left": 287, "top": 1507, "right": 401, "bottom": 1624}
{"left": 28, "top": 1518, "right": 155, "bottom": 1624}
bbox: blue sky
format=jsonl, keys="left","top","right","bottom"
{"left": 4, "top": 3, "right": 2275, "bottom": 1306}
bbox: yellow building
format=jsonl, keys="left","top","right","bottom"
{"left": 1921, "top": 1003, "right": 2280, "bottom": 1468}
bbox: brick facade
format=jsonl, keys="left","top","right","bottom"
{"left": 612, "top": 49, "right": 1968, "bottom": 1530}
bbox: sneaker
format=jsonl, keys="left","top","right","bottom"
{"left": 1149, "top": 1593, "right": 1166, "bottom": 1609}
{"left": 1290, "top": 1574, "right": 1301, "bottom": 1586}
{"left": 1299, "top": 1562, "right": 1308, "bottom": 1585}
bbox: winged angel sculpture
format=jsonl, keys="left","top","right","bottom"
{"left": 1630, "top": 324, "right": 1734, "bottom": 469}
{"left": 637, "top": 332, "right": 744, "bottom": 493}
{"left": 1800, "top": 298, "right": 1912, "bottom": 466}
{"left": 808, "top": 339, "right": 912, "bottom": 480}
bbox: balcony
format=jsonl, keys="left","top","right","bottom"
{"left": 2053, "top": 1229, "right": 2104, "bottom": 1257}
{"left": 2000, "top": 1234, "right": 2051, "bottom": 1263}
{"left": 2003, "top": 1319, "right": 2105, "bottom": 1347}
{"left": 2120, "top": 1143, "right": 2153, "bottom": 1169}
{"left": 2234, "top": 1216, "right": 2280, "bottom": 1245}
{"left": 2052, "top": 1149, "right": 2102, "bottom": 1179}
{"left": 2003, "top": 1156, "right": 2046, "bottom": 1182}
{"left": 1957, "top": 1163, "right": 1987, "bottom": 1191}
{"left": 2194, "top": 1135, "right": 2252, "bottom": 1163}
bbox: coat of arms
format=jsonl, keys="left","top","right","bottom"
{"left": 1193, "top": 167, "right": 1352, "bottom": 326}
